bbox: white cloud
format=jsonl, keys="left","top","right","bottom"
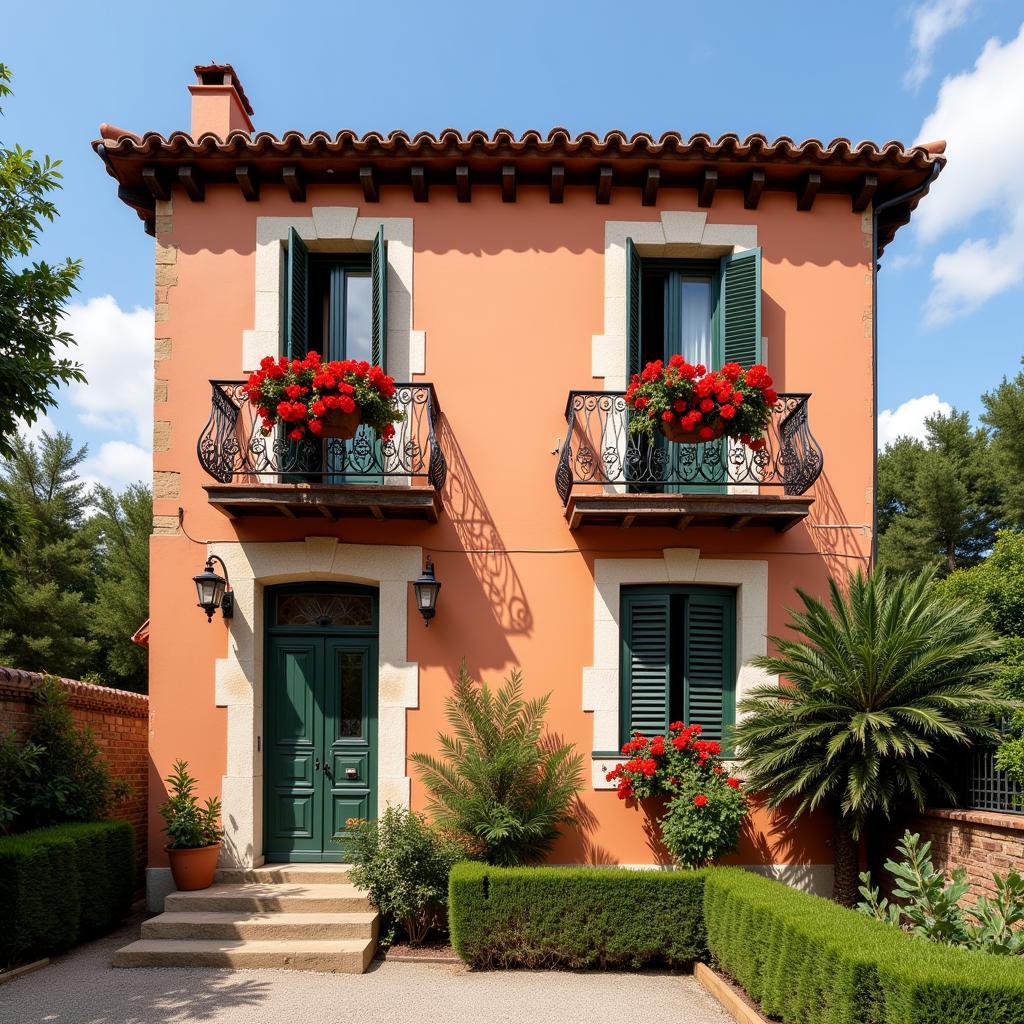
{"left": 62, "top": 295, "right": 154, "bottom": 447}
{"left": 914, "top": 24, "right": 1024, "bottom": 322}
{"left": 878, "top": 394, "right": 952, "bottom": 449}
{"left": 80, "top": 440, "right": 151, "bottom": 492}
{"left": 905, "top": 0, "right": 975, "bottom": 90}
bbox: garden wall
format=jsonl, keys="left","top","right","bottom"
{"left": 898, "top": 808, "right": 1024, "bottom": 901}
{"left": 0, "top": 667, "right": 149, "bottom": 878}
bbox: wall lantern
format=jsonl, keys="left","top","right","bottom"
{"left": 193, "top": 555, "right": 234, "bottom": 622}
{"left": 412, "top": 557, "right": 441, "bottom": 626}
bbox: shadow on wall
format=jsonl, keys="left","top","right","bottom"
{"left": 803, "top": 469, "right": 872, "bottom": 576}
{"left": 437, "top": 415, "right": 533, "bottom": 638}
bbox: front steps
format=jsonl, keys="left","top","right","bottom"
{"left": 114, "top": 864, "right": 379, "bottom": 973}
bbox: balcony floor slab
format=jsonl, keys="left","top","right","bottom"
{"left": 204, "top": 483, "right": 441, "bottom": 522}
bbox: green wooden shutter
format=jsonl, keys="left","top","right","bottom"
{"left": 719, "top": 248, "right": 762, "bottom": 367}
{"left": 683, "top": 591, "right": 736, "bottom": 748}
{"left": 626, "top": 237, "right": 642, "bottom": 377}
{"left": 371, "top": 225, "right": 387, "bottom": 369}
{"left": 621, "top": 592, "right": 671, "bottom": 741}
{"left": 285, "top": 227, "right": 309, "bottom": 359}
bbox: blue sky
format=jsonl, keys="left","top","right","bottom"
{"left": 4, "top": 0, "right": 1022, "bottom": 488}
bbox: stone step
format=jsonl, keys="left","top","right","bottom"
{"left": 112, "top": 937, "right": 375, "bottom": 973}
{"left": 164, "top": 883, "right": 370, "bottom": 914}
{"left": 214, "top": 864, "right": 352, "bottom": 885}
{"left": 142, "top": 911, "right": 379, "bottom": 941}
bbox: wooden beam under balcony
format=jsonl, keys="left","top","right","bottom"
{"left": 564, "top": 492, "right": 813, "bottom": 531}
{"left": 204, "top": 482, "right": 442, "bottom": 522}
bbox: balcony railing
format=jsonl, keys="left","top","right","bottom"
{"left": 555, "top": 391, "right": 823, "bottom": 505}
{"left": 197, "top": 380, "right": 447, "bottom": 491}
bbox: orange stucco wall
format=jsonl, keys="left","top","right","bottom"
{"left": 148, "top": 181, "right": 871, "bottom": 871}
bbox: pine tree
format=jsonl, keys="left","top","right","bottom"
{"left": 0, "top": 433, "right": 97, "bottom": 676}
{"left": 982, "top": 359, "right": 1024, "bottom": 527}
{"left": 877, "top": 410, "right": 1002, "bottom": 574}
{"left": 88, "top": 483, "right": 150, "bottom": 692}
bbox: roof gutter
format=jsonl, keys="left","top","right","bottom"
{"left": 870, "top": 159, "right": 943, "bottom": 568}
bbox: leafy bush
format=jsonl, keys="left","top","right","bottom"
{"left": 410, "top": 665, "right": 583, "bottom": 866}
{"left": 159, "top": 760, "right": 221, "bottom": 849}
{"left": 859, "top": 830, "right": 1024, "bottom": 955}
{"left": 607, "top": 723, "right": 747, "bottom": 867}
{"left": 0, "top": 821, "right": 134, "bottom": 964}
{"left": 704, "top": 867, "right": 1024, "bottom": 1024}
{"left": 0, "top": 730, "right": 42, "bottom": 832}
{"left": 449, "top": 862, "right": 707, "bottom": 969}
{"left": 347, "top": 806, "right": 469, "bottom": 946}
{"left": 19, "top": 676, "right": 128, "bottom": 830}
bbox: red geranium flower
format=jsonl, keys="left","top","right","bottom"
{"left": 693, "top": 794, "right": 708, "bottom": 807}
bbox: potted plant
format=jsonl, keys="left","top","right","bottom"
{"left": 607, "top": 722, "right": 748, "bottom": 867}
{"left": 625, "top": 357, "right": 777, "bottom": 448}
{"left": 159, "top": 759, "right": 223, "bottom": 891}
{"left": 242, "top": 351, "right": 405, "bottom": 442}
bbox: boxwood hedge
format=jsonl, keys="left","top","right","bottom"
{"left": 703, "top": 867, "right": 1024, "bottom": 1024}
{"left": 449, "top": 862, "right": 707, "bottom": 969}
{"left": 0, "top": 821, "right": 134, "bottom": 964}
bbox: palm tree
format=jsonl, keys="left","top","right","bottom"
{"left": 731, "top": 568, "right": 1012, "bottom": 905}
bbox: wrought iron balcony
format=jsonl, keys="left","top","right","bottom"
{"left": 555, "top": 391, "right": 823, "bottom": 530}
{"left": 197, "top": 380, "right": 446, "bottom": 520}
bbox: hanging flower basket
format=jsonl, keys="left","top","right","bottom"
{"left": 320, "top": 405, "right": 363, "bottom": 440}
{"left": 625, "top": 357, "right": 777, "bottom": 450}
{"left": 661, "top": 419, "right": 725, "bottom": 445}
{"left": 242, "top": 352, "right": 404, "bottom": 443}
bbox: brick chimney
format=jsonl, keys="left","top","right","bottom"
{"left": 189, "top": 64, "right": 254, "bottom": 138}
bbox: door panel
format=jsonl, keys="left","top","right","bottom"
{"left": 321, "top": 641, "right": 377, "bottom": 861}
{"left": 264, "top": 629, "right": 377, "bottom": 863}
{"left": 265, "top": 639, "right": 323, "bottom": 858}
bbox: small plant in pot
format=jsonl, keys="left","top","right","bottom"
{"left": 242, "top": 351, "right": 405, "bottom": 441}
{"left": 159, "top": 759, "right": 223, "bottom": 891}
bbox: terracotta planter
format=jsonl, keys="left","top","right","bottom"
{"left": 660, "top": 420, "right": 726, "bottom": 444}
{"left": 165, "top": 842, "right": 221, "bottom": 891}
{"left": 320, "top": 406, "right": 362, "bottom": 439}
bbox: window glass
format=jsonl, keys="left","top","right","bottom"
{"left": 345, "top": 272, "right": 372, "bottom": 364}
{"left": 276, "top": 593, "right": 373, "bottom": 627}
{"left": 337, "top": 650, "right": 364, "bottom": 739}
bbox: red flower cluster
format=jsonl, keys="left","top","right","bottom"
{"left": 625, "top": 357, "right": 777, "bottom": 447}
{"left": 243, "top": 351, "right": 403, "bottom": 442}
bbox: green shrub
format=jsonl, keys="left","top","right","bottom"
{"left": 347, "top": 806, "right": 469, "bottom": 946}
{"left": 159, "top": 759, "right": 221, "bottom": 849}
{"left": 410, "top": 665, "right": 584, "bottom": 866}
{"left": 19, "top": 676, "right": 129, "bottom": 831}
{"left": 0, "top": 821, "right": 134, "bottom": 964}
{"left": 449, "top": 862, "right": 707, "bottom": 969}
{"left": 704, "top": 867, "right": 1024, "bottom": 1024}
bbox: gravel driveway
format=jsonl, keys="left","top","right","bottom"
{"left": 0, "top": 915, "right": 732, "bottom": 1024}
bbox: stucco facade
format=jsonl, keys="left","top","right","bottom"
{"left": 96, "top": 67, "right": 944, "bottom": 908}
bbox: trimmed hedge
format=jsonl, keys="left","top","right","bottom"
{"left": 0, "top": 821, "right": 134, "bottom": 964}
{"left": 704, "top": 867, "right": 1024, "bottom": 1024}
{"left": 449, "top": 862, "right": 707, "bottom": 968}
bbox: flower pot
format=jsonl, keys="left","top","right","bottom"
{"left": 320, "top": 406, "right": 362, "bottom": 439}
{"left": 660, "top": 420, "right": 725, "bottom": 444}
{"left": 165, "top": 842, "right": 221, "bottom": 891}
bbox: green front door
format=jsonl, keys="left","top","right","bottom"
{"left": 264, "top": 587, "right": 378, "bottom": 863}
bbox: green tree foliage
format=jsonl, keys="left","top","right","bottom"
{"left": 410, "top": 665, "right": 584, "bottom": 866}
{"left": 0, "top": 64, "right": 84, "bottom": 558}
{"left": 982, "top": 358, "right": 1024, "bottom": 527}
{"left": 877, "top": 410, "right": 1002, "bottom": 575}
{"left": 0, "top": 433, "right": 96, "bottom": 677}
{"left": 88, "top": 483, "right": 150, "bottom": 691}
{"left": 730, "top": 569, "right": 1010, "bottom": 906}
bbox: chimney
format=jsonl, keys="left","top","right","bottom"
{"left": 189, "top": 64, "right": 254, "bottom": 138}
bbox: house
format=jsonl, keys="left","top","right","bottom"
{"left": 96, "top": 65, "right": 943, "bottom": 932}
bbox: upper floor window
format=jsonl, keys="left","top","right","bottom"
{"left": 282, "top": 226, "right": 388, "bottom": 370}
{"left": 626, "top": 244, "right": 762, "bottom": 379}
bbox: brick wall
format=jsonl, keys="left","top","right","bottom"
{"left": 0, "top": 666, "right": 149, "bottom": 878}
{"left": 897, "top": 808, "right": 1024, "bottom": 902}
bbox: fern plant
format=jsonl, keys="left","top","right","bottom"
{"left": 410, "top": 665, "right": 584, "bottom": 866}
